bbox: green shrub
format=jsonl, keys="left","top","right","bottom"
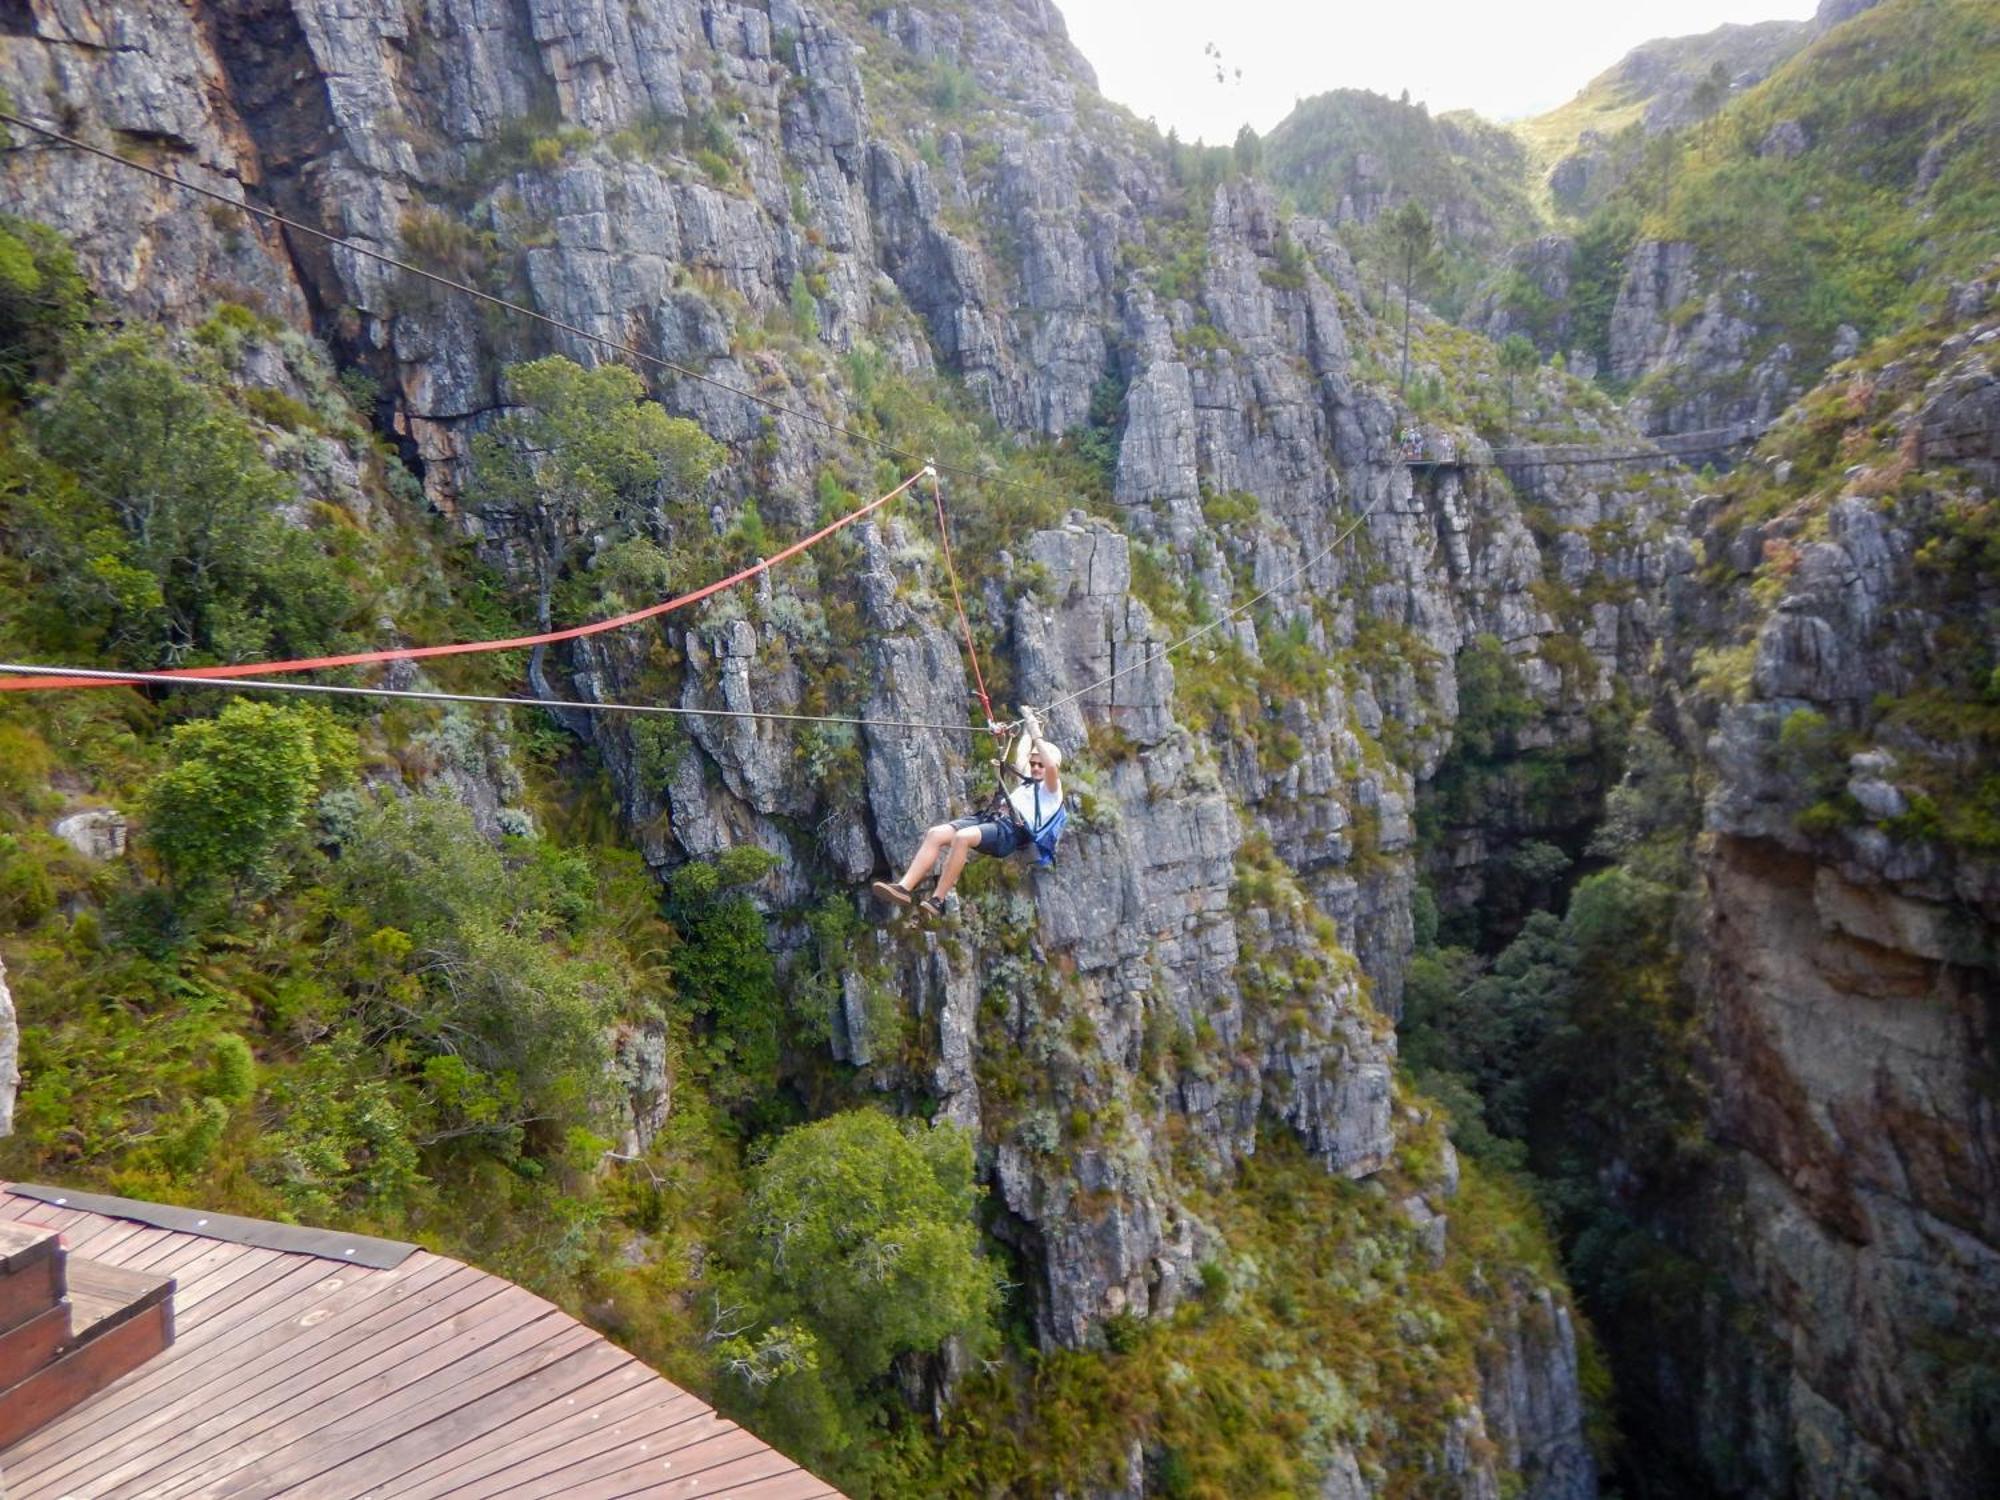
{"left": 144, "top": 701, "right": 354, "bottom": 897}
{"left": 0, "top": 213, "right": 91, "bottom": 394}
{"left": 734, "top": 1109, "right": 995, "bottom": 1384}
{"left": 154, "top": 1096, "right": 231, "bottom": 1178}
{"left": 203, "top": 1033, "right": 258, "bottom": 1106}
{"left": 330, "top": 794, "right": 619, "bottom": 1134}
{"left": 18, "top": 334, "right": 360, "bottom": 669}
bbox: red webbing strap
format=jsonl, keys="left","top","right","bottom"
{"left": 926, "top": 465, "right": 994, "bottom": 725}
{"left": 0, "top": 469, "right": 927, "bottom": 692}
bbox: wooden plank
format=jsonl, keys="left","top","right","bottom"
{"left": 168, "top": 1311, "right": 594, "bottom": 1500}
{"left": 0, "top": 1193, "right": 96, "bottom": 1229}
{"left": 100, "top": 1229, "right": 189, "bottom": 1271}
{"left": 111, "top": 1277, "right": 551, "bottom": 1500}
{"left": 465, "top": 1404, "right": 730, "bottom": 1498}
{"left": 9, "top": 1264, "right": 460, "bottom": 1496}
{"left": 11, "top": 1259, "right": 482, "bottom": 1497}
{"left": 170, "top": 1247, "right": 289, "bottom": 1317}
{"left": 699, "top": 1471, "right": 840, "bottom": 1500}
{"left": 0, "top": 1299, "right": 171, "bottom": 1452}
{"left": 4, "top": 1259, "right": 397, "bottom": 1481}
{"left": 66, "top": 1258, "right": 174, "bottom": 1321}
{"left": 706, "top": 1472, "right": 840, "bottom": 1500}
{"left": 0, "top": 1249, "right": 63, "bottom": 1338}
{"left": 672, "top": 1456, "right": 804, "bottom": 1500}
{"left": 120, "top": 1233, "right": 207, "bottom": 1274}
{"left": 0, "top": 1302, "right": 73, "bottom": 1390}
{"left": 120, "top": 1235, "right": 223, "bottom": 1281}
{"left": 380, "top": 1364, "right": 673, "bottom": 1498}
{"left": 59, "top": 1221, "right": 150, "bottom": 1262}
{"left": 480, "top": 1413, "right": 739, "bottom": 1499}
{"left": 650, "top": 1447, "right": 806, "bottom": 1499}
{"left": 0, "top": 1220, "right": 59, "bottom": 1265}
{"left": 279, "top": 1340, "right": 641, "bottom": 1498}
{"left": 402, "top": 1377, "right": 707, "bottom": 1500}
{"left": 4, "top": 1202, "right": 93, "bottom": 1234}
{"left": 187, "top": 1317, "right": 600, "bottom": 1499}
{"left": 550, "top": 1427, "right": 772, "bottom": 1500}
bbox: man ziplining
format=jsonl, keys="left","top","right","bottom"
{"left": 873, "top": 711, "right": 1068, "bottom": 918}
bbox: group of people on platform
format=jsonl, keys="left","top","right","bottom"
{"left": 1398, "top": 428, "right": 1457, "bottom": 463}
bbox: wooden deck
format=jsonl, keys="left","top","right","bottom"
{"left": 0, "top": 1185, "right": 841, "bottom": 1499}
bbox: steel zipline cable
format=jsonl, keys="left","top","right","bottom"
{"left": 0, "top": 663, "right": 986, "bottom": 734}
{"left": 1036, "top": 487, "right": 1389, "bottom": 720}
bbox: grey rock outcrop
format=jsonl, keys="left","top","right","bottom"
{"left": 1655, "top": 290, "right": 2000, "bottom": 1499}
{"left": 1758, "top": 118, "right": 1809, "bottom": 160}
{"left": 612, "top": 1018, "right": 671, "bottom": 1158}
{"left": 1475, "top": 235, "right": 1574, "bottom": 353}
{"left": 1476, "top": 1284, "right": 1598, "bottom": 1500}
{"left": 52, "top": 808, "right": 128, "bottom": 862}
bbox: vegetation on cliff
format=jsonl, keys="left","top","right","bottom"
{"left": 0, "top": 213, "right": 1583, "bottom": 1496}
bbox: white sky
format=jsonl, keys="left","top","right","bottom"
{"left": 1056, "top": 0, "right": 1821, "bottom": 143}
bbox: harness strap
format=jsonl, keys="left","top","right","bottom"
{"left": 927, "top": 465, "right": 995, "bottom": 725}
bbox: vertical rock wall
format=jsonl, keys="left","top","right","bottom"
{"left": 1648, "top": 288, "right": 2000, "bottom": 1498}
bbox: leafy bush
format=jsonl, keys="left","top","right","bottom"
{"left": 740, "top": 1110, "right": 993, "bottom": 1381}
{"left": 473, "top": 356, "right": 721, "bottom": 640}
{"left": 329, "top": 794, "right": 620, "bottom": 1138}
{"left": 14, "top": 334, "right": 360, "bottom": 668}
{"left": 721, "top": 1110, "right": 996, "bottom": 1475}
{"left": 667, "top": 852, "right": 784, "bottom": 1103}
{"left": 144, "top": 701, "right": 355, "bottom": 897}
{"left": 0, "top": 214, "right": 91, "bottom": 394}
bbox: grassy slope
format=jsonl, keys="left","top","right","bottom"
{"left": 1644, "top": 0, "right": 2000, "bottom": 349}
{"left": 1512, "top": 19, "right": 1812, "bottom": 200}
{"left": 1535, "top": 0, "right": 2000, "bottom": 385}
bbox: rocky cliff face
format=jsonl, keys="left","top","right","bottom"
{"left": 1636, "top": 272, "right": 2000, "bottom": 1498}
{"left": 1607, "top": 236, "right": 1821, "bottom": 436}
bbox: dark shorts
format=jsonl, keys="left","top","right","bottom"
{"left": 951, "top": 815, "right": 1023, "bottom": 859}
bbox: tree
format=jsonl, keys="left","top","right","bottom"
{"left": 332, "top": 793, "right": 617, "bottom": 1115}
{"left": 1388, "top": 201, "right": 1433, "bottom": 398}
{"left": 733, "top": 1110, "right": 995, "bottom": 1389}
{"left": 1499, "top": 332, "right": 1539, "bottom": 419}
{"left": 472, "top": 357, "right": 721, "bottom": 707}
{"left": 1689, "top": 60, "right": 1730, "bottom": 142}
{"left": 1232, "top": 124, "right": 1262, "bottom": 176}
{"left": 144, "top": 700, "right": 354, "bottom": 896}
{"left": 23, "top": 335, "right": 356, "bottom": 668}
{"left": 665, "top": 851, "right": 783, "bottom": 1104}
{"left": 0, "top": 214, "right": 91, "bottom": 396}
